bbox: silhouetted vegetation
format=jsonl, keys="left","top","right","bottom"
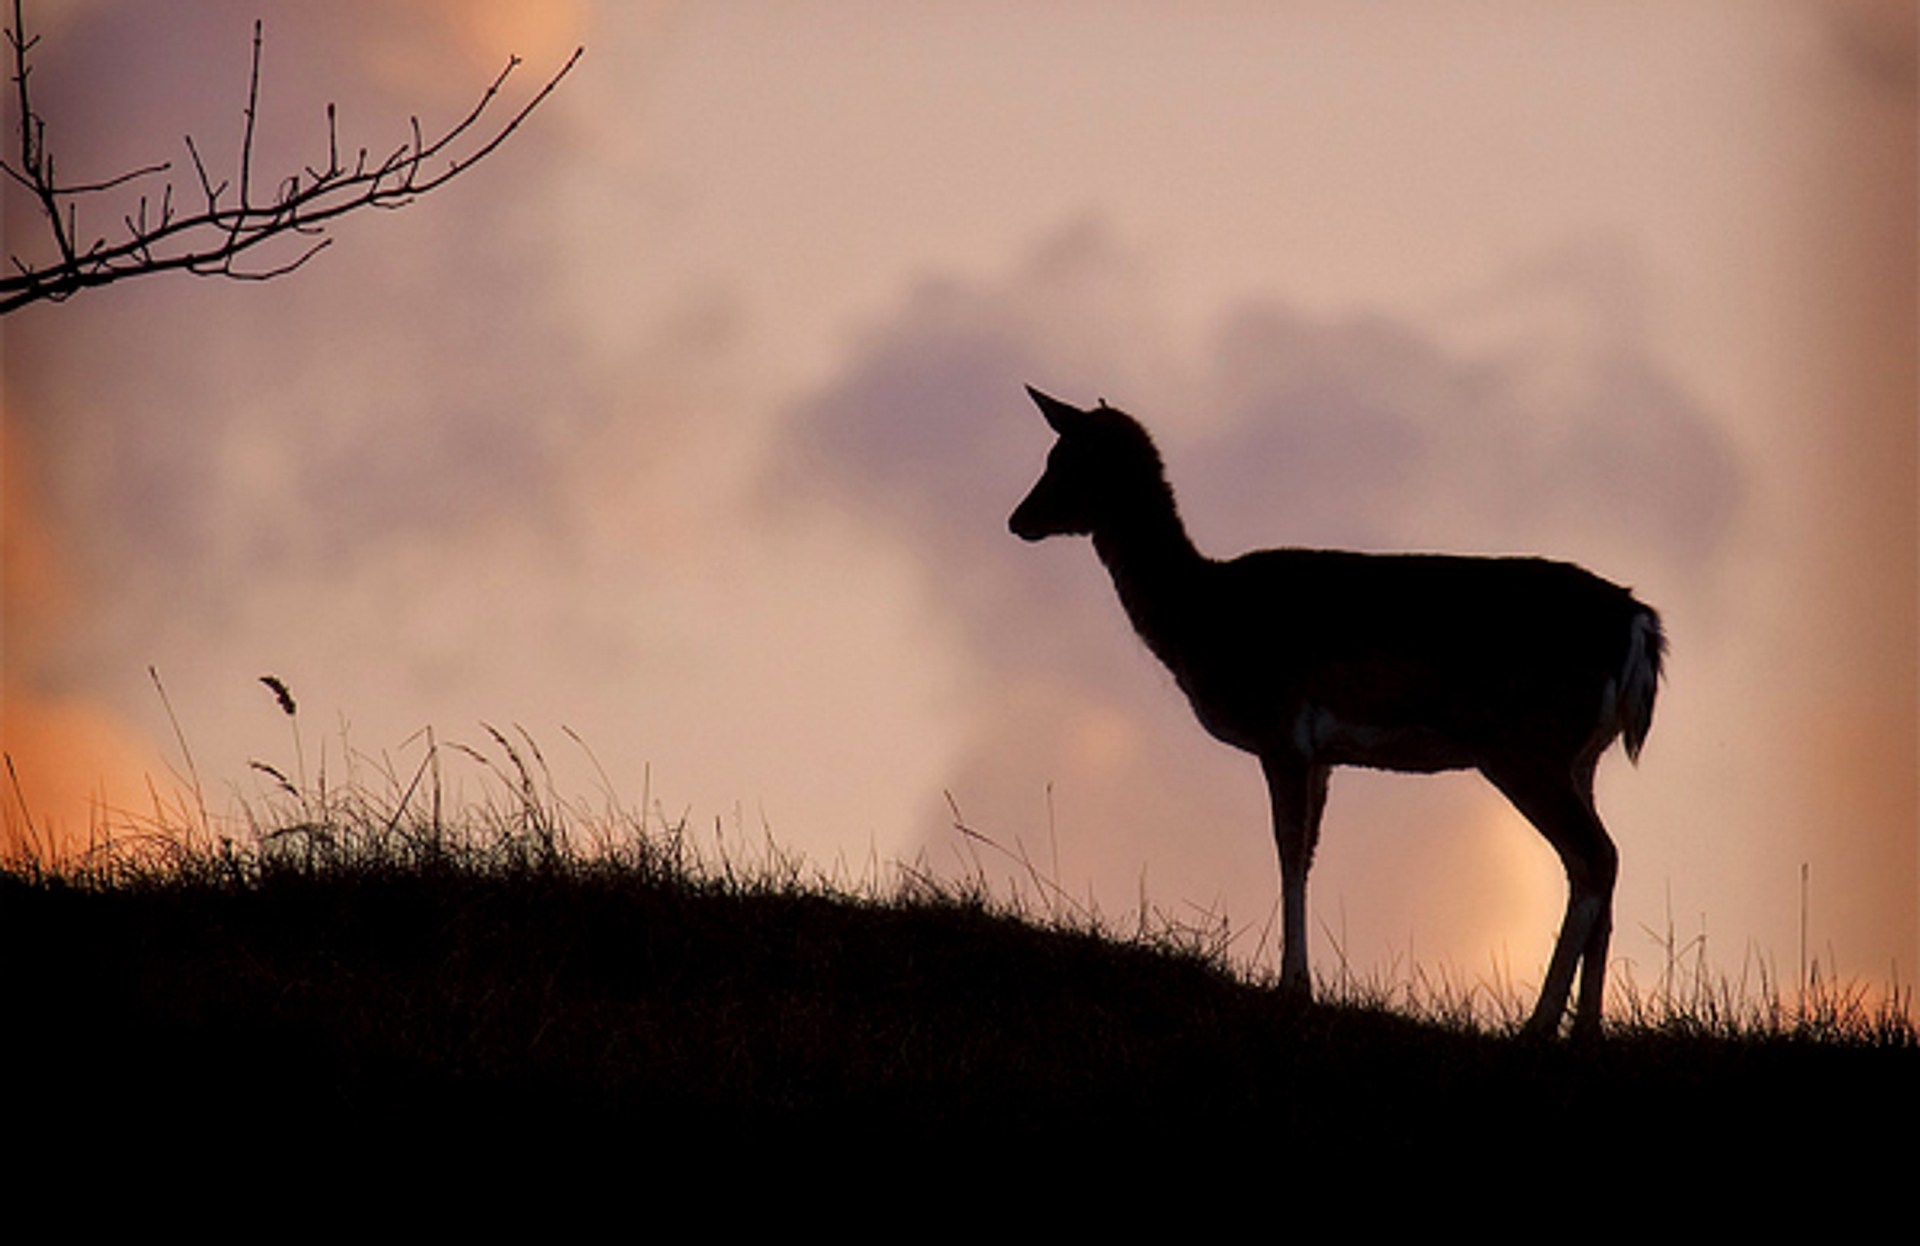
{"left": 4, "top": 716, "right": 1913, "bottom": 1192}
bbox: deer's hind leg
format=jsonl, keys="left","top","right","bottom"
{"left": 1483, "top": 753, "right": 1617, "bottom": 1039}
{"left": 1261, "top": 753, "right": 1330, "bottom": 1001}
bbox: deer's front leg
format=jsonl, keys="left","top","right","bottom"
{"left": 1261, "top": 752, "right": 1329, "bottom": 1000}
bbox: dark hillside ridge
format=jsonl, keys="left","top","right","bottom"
{"left": 5, "top": 862, "right": 1912, "bottom": 1180}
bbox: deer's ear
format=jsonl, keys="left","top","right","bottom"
{"left": 1026, "top": 385, "right": 1087, "bottom": 434}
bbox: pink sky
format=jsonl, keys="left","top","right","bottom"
{"left": 4, "top": 0, "right": 1913, "bottom": 1006}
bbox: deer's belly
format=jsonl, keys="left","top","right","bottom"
{"left": 1184, "top": 686, "right": 1478, "bottom": 773}
{"left": 1290, "top": 704, "right": 1480, "bottom": 772}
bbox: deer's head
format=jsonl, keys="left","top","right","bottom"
{"left": 1009, "top": 386, "right": 1168, "bottom": 542}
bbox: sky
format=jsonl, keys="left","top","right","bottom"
{"left": 3, "top": 0, "right": 1914, "bottom": 1009}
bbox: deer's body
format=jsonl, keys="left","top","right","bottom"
{"left": 1010, "top": 387, "right": 1663, "bottom": 1038}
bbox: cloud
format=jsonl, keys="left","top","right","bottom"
{"left": 1186, "top": 295, "right": 1740, "bottom": 570}
{"left": 776, "top": 219, "right": 1742, "bottom": 972}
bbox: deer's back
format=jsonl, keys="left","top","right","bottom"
{"left": 1157, "top": 548, "right": 1651, "bottom": 767}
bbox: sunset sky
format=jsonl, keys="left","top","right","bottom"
{"left": 4, "top": 0, "right": 1914, "bottom": 1005}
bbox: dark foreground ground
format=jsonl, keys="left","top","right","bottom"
{"left": 6, "top": 851, "right": 1914, "bottom": 1199}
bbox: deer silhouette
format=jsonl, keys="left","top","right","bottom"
{"left": 1009, "top": 386, "right": 1664, "bottom": 1038}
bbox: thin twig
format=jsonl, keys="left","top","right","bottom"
{"left": 0, "top": 0, "right": 582, "bottom": 314}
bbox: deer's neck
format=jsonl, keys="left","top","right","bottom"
{"left": 1092, "top": 493, "right": 1209, "bottom": 663}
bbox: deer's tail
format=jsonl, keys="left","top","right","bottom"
{"left": 1618, "top": 606, "right": 1665, "bottom": 764}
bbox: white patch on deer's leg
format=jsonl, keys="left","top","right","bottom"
{"left": 1529, "top": 878, "right": 1613, "bottom": 1037}
{"left": 1263, "top": 754, "right": 1323, "bottom": 1001}
{"left": 1281, "top": 866, "right": 1310, "bottom": 993}
{"left": 1525, "top": 896, "right": 1589, "bottom": 1037}
{"left": 1568, "top": 806, "right": 1618, "bottom": 1037}
{"left": 1572, "top": 885, "right": 1615, "bottom": 1036}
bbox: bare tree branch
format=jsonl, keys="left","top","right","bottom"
{"left": 0, "top": 0, "right": 582, "bottom": 315}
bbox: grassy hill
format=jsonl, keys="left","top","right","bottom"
{"left": 4, "top": 731, "right": 1913, "bottom": 1198}
{"left": 8, "top": 825, "right": 1912, "bottom": 1168}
